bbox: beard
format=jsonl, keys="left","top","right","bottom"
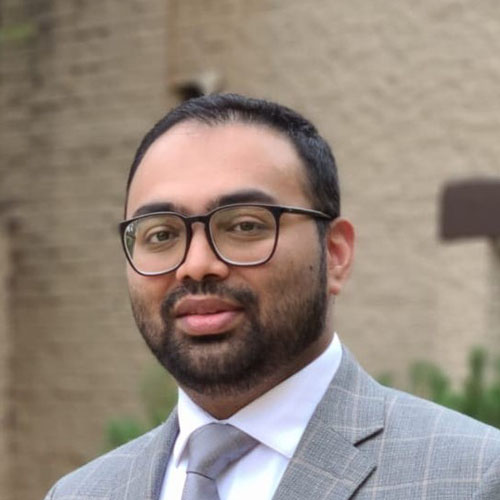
{"left": 130, "top": 251, "right": 328, "bottom": 397}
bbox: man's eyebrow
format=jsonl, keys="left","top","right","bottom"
{"left": 131, "top": 202, "right": 186, "bottom": 218}
{"left": 208, "top": 190, "right": 278, "bottom": 210}
{"left": 131, "top": 190, "right": 278, "bottom": 218}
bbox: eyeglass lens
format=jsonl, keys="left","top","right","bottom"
{"left": 124, "top": 206, "right": 278, "bottom": 274}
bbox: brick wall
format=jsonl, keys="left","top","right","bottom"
{"left": 0, "top": 0, "right": 171, "bottom": 498}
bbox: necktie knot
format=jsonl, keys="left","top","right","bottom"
{"left": 181, "top": 423, "right": 258, "bottom": 500}
{"left": 186, "top": 423, "right": 258, "bottom": 478}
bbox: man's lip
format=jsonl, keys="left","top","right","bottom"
{"left": 174, "top": 296, "right": 242, "bottom": 317}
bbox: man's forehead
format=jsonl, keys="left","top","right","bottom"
{"left": 126, "top": 120, "right": 311, "bottom": 216}
{"left": 135, "top": 119, "right": 304, "bottom": 173}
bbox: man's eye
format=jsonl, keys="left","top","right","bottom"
{"left": 228, "top": 219, "right": 267, "bottom": 233}
{"left": 150, "top": 231, "right": 172, "bottom": 242}
{"left": 143, "top": 227, "right": 179, "bottom": 244}
{"left": 233, "top": 221, "right": 262, "bottom": 232}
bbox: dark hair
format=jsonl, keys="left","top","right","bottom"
{"left": 127, "top": 93, "right": 340, "bottom": 219}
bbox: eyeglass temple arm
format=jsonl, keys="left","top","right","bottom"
{"left": 280, "top": 206, "right": 334, "bottom": 220}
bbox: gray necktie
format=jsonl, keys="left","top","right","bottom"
{"left": 181, "top": 423, "right": 258, "bottom": 500}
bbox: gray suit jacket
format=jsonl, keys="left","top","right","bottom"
{"left": 45, "top": 349, "right": 500, "bottom": 499}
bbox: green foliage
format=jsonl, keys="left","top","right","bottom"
{"left": 105, "top": 417, "right": 148, "bottom": 451}
{"left": 0, "top": 23, "right": 36, "bottom": 44}
{"left": 104, "top": 364, "right": 177, "bottom": 450}
{"left": 385, "top": 347, "right": 500, "bottom": 429}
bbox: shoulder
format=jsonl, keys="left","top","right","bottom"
{"left": 330, "top": 349, "right": 500, "bottom": 496}
{"left": 44, "top": 422, "right": 171, "bottom": 499}
{"left": 339, "top": 347, "right": 500, "bottom": 449}
{"left": 377, "top": 384, "right": 500, "bottom": 494}
{"left": 383, "top": 384, "right": 500, "bottom": 444}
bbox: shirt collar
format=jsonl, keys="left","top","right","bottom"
{"left": 173, "top": 333, "right": 342, "bottom": 465}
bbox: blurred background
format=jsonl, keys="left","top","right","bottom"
{"left": 2, "top": 0, "right": 500, "bottom": 498}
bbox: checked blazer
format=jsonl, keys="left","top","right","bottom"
{"left": 45, "top": 349, "right": 500, "bottom": 499}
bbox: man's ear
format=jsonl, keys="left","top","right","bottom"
{"left": 325, "top": 217, "right": 355, "bottom": 296}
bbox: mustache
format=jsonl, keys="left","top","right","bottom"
{"left": 160, "top": 278, "right": 258, "bottom": 318}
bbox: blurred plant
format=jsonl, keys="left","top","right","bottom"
{"left": 0, "top": 23, "right": 36, "bottom": 43}
{"left": 381, "top": 347, "right": 500, "bottom": 429}
{"left": 104, "top": 364, "right": 177, "bottom": 450}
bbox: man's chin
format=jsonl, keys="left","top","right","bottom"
{"left": 155, "top": 331, "right": 266, "bottom": 395}
{"left": 167, "top": 328, "right": 253, "bottom": 367}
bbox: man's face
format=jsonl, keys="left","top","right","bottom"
{"left": 126, "top": 121, "right": 334, "bottom": 397}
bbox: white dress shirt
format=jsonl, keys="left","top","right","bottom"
{"left": 160, "top": 334, "right": 342, "bottom": 500}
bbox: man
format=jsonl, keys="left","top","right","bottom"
{"left": 45, "top": 94, "right": 500, "bottom": 499}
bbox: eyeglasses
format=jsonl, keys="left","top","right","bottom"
{"left": 119, "top": 203, "right": 333, "bottom": 276}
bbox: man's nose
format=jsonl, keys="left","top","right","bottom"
{"left": 174, "top": 224, "right": 230, "bottom": 282}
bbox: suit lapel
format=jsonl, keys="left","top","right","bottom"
{"left": 110, "top": 410, "right": 179, "bottom": 500}
{"left": 273, "top": 349, "right": 385, "bottom": 500}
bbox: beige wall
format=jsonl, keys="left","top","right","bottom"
{"left": 1, "top": 1, "right": 500, "bottom": 499}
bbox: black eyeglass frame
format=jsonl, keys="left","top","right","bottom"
{"left": 119, "top": 203, "right": 334, "bottom": 276}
